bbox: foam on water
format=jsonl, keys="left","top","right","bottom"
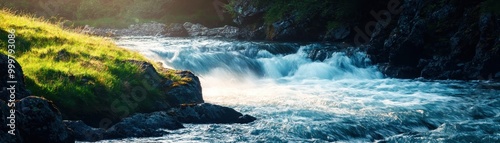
{"left": 106, "top": 37, "right": 500, "bottom": 143}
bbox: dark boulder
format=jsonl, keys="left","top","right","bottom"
{"left": 104, "top": 111, "right": 184, "bottom": 139}
{"left": 170, "top": 103, "right": 256, "bottom": 124}
{"left": 166, "top": 71, "right": 204, "bottom": 106}
{"left": 64, "top": 120, "right": 106, "bottom": 142}
{"left": 0, "top": 54, "right": 30, "bottom": 102}
{"left": 67, "top": 112, "right": 184, "bottom": 141}
{"left": 126, "top": 60, "right": 204, "bottom": 109}
{"left": 16, "top": 96, "right": 74, "bottom": 143}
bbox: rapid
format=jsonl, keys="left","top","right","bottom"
{"left": 106, "top": 37, "right": 500, "bottom": 143}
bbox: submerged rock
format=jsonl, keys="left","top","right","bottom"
{"left": 170, "top": 103, "right": 256, "bottom": 124}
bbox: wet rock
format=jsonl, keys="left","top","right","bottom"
{"left": 166, "top": 71, "right": 204, "bottom": 106}
{"left": 308, "top": 47, "right": 338, "bottom": 62}
{"left": 381, "top": 65, "right": 421, "bottom": 79}
{"left": 183, "top": 22, "right": 240, "bottom": 38}
{"left": 170, "top": 103, "right": 256, "bottom": 124}
{"left": 0, "top": 54, "right": 30, "bottom": 102}
{"left": 16, "top": 96, "right": 74, "bottom": 143}
{"left": 210, "top": 25, "right": 240, "bottom": 38}
{"left": 163, "top": 23, "right": 188, "bottom": 37}
{"left": 183, "top": 22, "right": 209, "bottom": 36}
{"left": 64, "top": 120, "right": 106, "bottom": 142}
{"left": 83, "top": 22, "right": 166, "bottom": 36}
{"left": 104, "top": 111, "right": 183, "bottom": 139}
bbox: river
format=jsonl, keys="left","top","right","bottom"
{"left": 104, "top": 37, "right": 500, "bottom": 142}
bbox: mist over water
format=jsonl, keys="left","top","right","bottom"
{"left": 110, "top": 37, "right": 500, "bottom": 143}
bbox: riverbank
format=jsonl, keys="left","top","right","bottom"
{"left": 0, "top": 10, "right": 255, "bottom": 142}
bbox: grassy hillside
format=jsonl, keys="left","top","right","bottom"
{"left": 0, "top": 9, "right": 188, "bottom": 126}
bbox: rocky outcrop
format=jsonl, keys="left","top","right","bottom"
{"left": 183, "top": 22, "right": 240, "bottom": 38}
{"left": 16, "top": 96, "right": 74, "bottom": 143}
{"left": 229, "top": 0, "right": 267, "bottom": 40}
{"left": 82, "top": 22, "right": 166, "bottom": 36}
{"left": 66, "top": 111, "right": 183, "bottom": 141}
{"left": 104, "top": 111, "right": 184, "bottom": 139}
{"left": 163, "top": 23, "right": 189, "bottom": 37}
{"left": 83, "top": 22, "right": 241, "bottom": 38}
{"left": 231, "top": 0, "right": 499, "bottom": 80}
{"left": 0, "top": 54, "right": 30, "bottom": 102}
{"left": 126, "top": 60, "right": 204, "bottom": 107}
{"left": 66, "top": 105, "right": 256, "bottom": 142}
{"left": 166, "top": 71, "right": 204, "bottom": 106}
{"left": 228, "top": 0, "right": 337, "bottom": 41}
{"left": 0, "top": 54, "right": 74, "bottom": 143}
{"left": 169, "top": 103, "right": 256, "bottom": 124}
{"left": 367, "top": 0, "right": 500, "bottom": 80}
{"left": 61, "top": 60, "right": 254, "bottom": 142}
{"left": 64, "top": 120, "right": 106, "bottom": 142}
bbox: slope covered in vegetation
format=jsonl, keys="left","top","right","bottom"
{"left": 0, "top": 10, "right": 191, "bottom": 126}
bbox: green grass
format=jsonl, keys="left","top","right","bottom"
{"left": 0, "top": 9, "right": 189, "bottom": 126}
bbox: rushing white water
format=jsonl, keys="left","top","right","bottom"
{"left": 106, "top": 37, "right": 500, "bottom": 143}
